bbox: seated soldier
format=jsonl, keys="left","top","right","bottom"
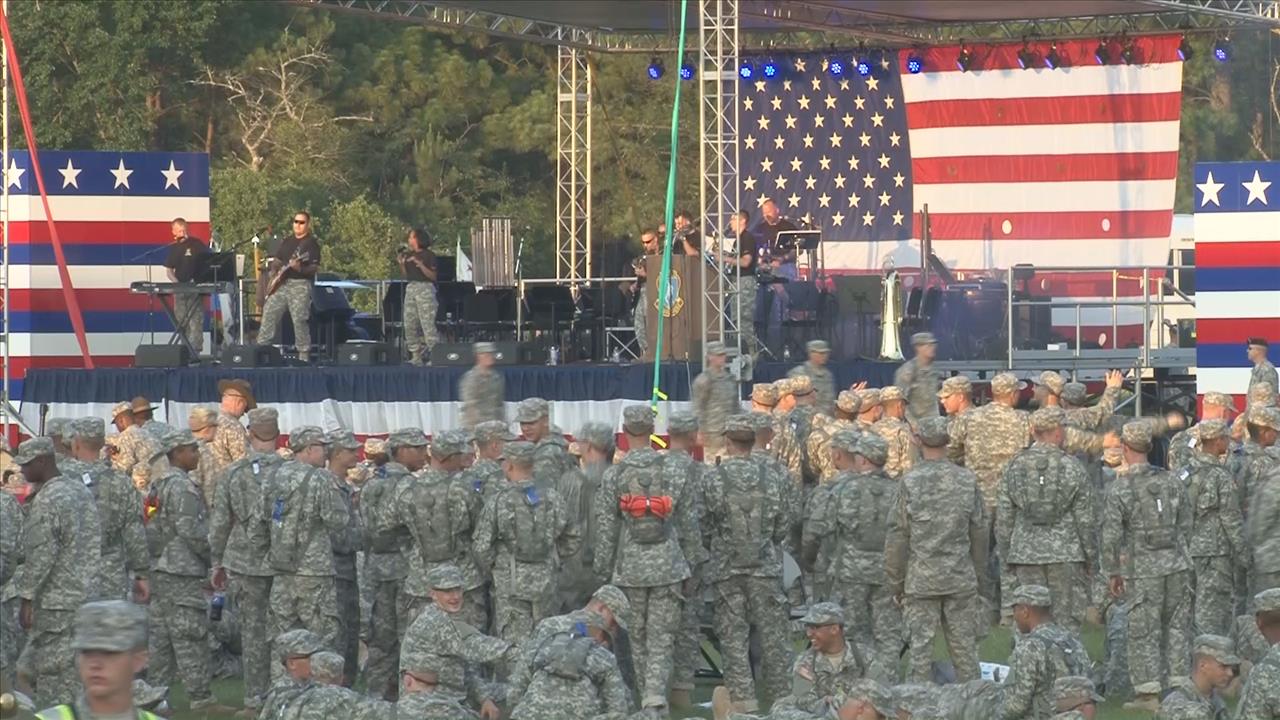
{"left": 508, "top": 610, "right": 630, "bottom": 720}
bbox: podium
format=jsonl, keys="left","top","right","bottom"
{"left": 644, "top": 255, "right": 704, "bottom": 362}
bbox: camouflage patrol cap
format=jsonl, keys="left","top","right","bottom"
{"left": 110, "top": 401, "right": 133, "bottom": 420}
{"left": 836, "top": 390, "right": 861, "bottom": 414}
{"left": 1203, "top": 392, "right": 1235, "bottom": 409}
{"left": 327, "top": 430, "right": 361, "bottom": 450}
{"left": 386, "top": 427, "right": 428, "bottom": 451}
{"left": 1254, "top": 588, "right": 1280, "bottom": 613}
{"left": 1249, "top": 382, "right": 1276, "bottom": 406}
{"left": 862, "top": 683, "right": 899, "bottom": 718}
{"left": 1192, "top": 634, "right": 1241, "bottom": 666}
{"left": 1009, "top": 584, "right": 1052, "bottom": 608}
{"left": 752, "top": 384, "right": 780, "bottom": 406}
{"left": 879, "top": 386, "right": 904, "bottom": 402}
{"left": 916, "top": 416, "right": 950, "bottom": 448}
{"left": 430, "top": 430, "right": 469, "bottom": 458}
{"left": 1121, "top": 420, "right": 1154, "bottom": 452}
{"left": 515, "top": 398, "right": 550, "bottom": 423}
{"left": 1198, "top": 419, "right": 1229, "bottom": 442}
{"left": 1060, "top": 382, "right": 1088, "bottom": 406}
{"left": 246, "top": 407, "right": 279, "bottom": 429}
{"left": 46, "top": 417, "right": 70, "bottom": 438}
{"left": 938, "top": 375, "right": 973, "bottom": 398}
{"left": 773, "top": 378, "right": 796, "bottom": 397}
{"left": 800, "top": 601, "right": 845, "bottom": 626}
{"left": 473, "top": 421, "right": 516, "bottom": 444}
{"left": 363, "top": 437, "right": 388, "bottom": 456}
{"left": 309, "top": 651, "right": 344, "bottom": 681}
{"left": 187, "top": 406, "right": 218, "bottom": 432}
{"left": 288, "top": 426, "right": 330, "bottom": 451}
{"left": 667, "top": 411, "right": 698, "bottom": 435}
{"left": 806, "top": 339, "right": 831, "bottom": 354}
{"left": 724, "top": 415, "right": 756, "bottom": 442}
{"left": 854, "top": 433, "right": 888, "bottom": 466}
{"left": 911, "top": 332, "right": 938, "bottom": 346}
{"left": 857, "top": 388, "right": 882, "bottom": 408}
{"left": 590, "top": 584, "right": 631, "bottom": 630}
{"left": 276, "top": 629, "right": 325, "bottom": 662}
{"left": 991, "top": 372, "right": 1027, "bottom": 396}
{"left": 473, "top": 341, "right": 497, "bottom": 355}
{"left": 502, "top": 441, "right": 536, "bottom": 464}
{"left": 749, "top": 411, "right": 775, "bottom": 431}
{"left": 1029, "top": 407, "right": 1066, "bottom": 433}
{"left": 66, "top": 417, "right": 106, "bottom": 442}
{"left": 1247, "top": 406, "right": 1280, "bottom": 431}
{"left": 72, "top": 600, "right": 148, "bottom": 652}
{"left": 705, "top": 341, "right": 729, "bottom": 356}
{"left": 575, "top": 422, "right": 616, "bottom": 450}
{"left": 830, "top": 428, "right": 861, "bottom": 453}
{"left": 622, "top": 405, "right": 655, "bottom": 434}
{"left": 1051, "top": 676, "right": 1102, "bottom": 711}
{"left": 790, "top": 375, "right": 815, "bottom": 396}
{"left": 1034, "top": 371, "right": 1066, "bottom": 396}
{"left": 158, "top": 428, "right": 198, "bottom": 454}
{"left": 426, "top": 564, "right": 465, "bottom": 590}
{"left": 401, "top": 649, "right": 449, "bottom": 678}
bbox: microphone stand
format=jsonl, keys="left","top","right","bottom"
{"left": 514, "top": 235, "right": 525, "bottom": 341}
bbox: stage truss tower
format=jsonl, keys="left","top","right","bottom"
{"left": 555, "top": 39, "right": 592, "bottom": 284}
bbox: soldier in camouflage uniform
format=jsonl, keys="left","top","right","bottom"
{"left": 46, "top": 417, "right": 71, "bottom": 459}
{"left": 593, "top": 405, "right": 702, "bottom": 712}
{"left": 0, "top": 485, "right": 21, "bottom": 690}
{"left": 208, "top": 407, "right": 283, "bottom": 711}
{"left": 1246, "top": 412, "right": 1280, "bottom": 598}
{"left": 664, "top": 411, "right": 709, "bottom": 707}
{"left": 1156, "top": 634, "right": 1240, "bottom": 720}
{"left": 109, "top": 401, "right": 161, "bottom": 490}
{"left": 1235, "top": 587, "right": 1280, "bottom": 720}
{"left": 769, "top": 377, "right": 815, "bottom": 487}
{"left": 854, "top": 388, "right": 882, "bottom": 432}
{"left": 894, "top": 331, "right": 941, "bottom": 426}
{"left": 260, "top": 628, "right": 325, "bottom": 720}
{"left": 61, "top": 418, "right": 149, "bottom": 603}
{"left": 749, "top": 382, "right": 779, "bottom": 414}
{"left": 939, "top": 375, "right": 975, "bottom": 465}
{"left": 804, "top": 390, "right": 860, "bottom": 485}
{"left": 704, "top": 415, "right": 794, "bottom": 712}
{"left": 873, "top": 386, "right": 916, "bottom": 480}
{"left": 266, "top": 427, "right": 348, "bottom": 679}
{"left": 804, "top": 430, "right": 901, "bottom": 678}
{"left": 143, "top": 429, "right": 226, "bottom": 711}
{"left": 787, "top": 340, "right": 835, "bottom": 415}
{"left": 885, "top": 417, "right": 988, "bottom": 683}
{"left": 1048, "top": 676, "right": 1103, "bottom": 720}
{"left": 1101, "top": 421, "right": 1193, "bottom": 711}
{"left": 1001, "top": 585, "right": 1091, "bottom": 720}
{"left": 1168, "top": 392, "right": 1236, "bottom": 472}
{"left": 507, "top": 609, "right": 630, "bottom": 720}
{"left": 325, "top": 430, "right": 364, "bottom": 686}
{"left": 473, "top": 441, "right": 581, "bottom": 645}
{"left": 14, "top": 438, "right": 102, "bottom": 708}
{"left": 459, "top": 342, "right": 506, "bottom": 429}
{"left": 693, "top": 342, "right": 742, "bottom": 465}
{"left": 459, "top": 422, "right": 515, "bottom": 630}
{"left": 997, "top": 407, "right": 1095, "bottom": 635}
{"left": 360, "top": 427, "right": 426, "bottom": 698}
{"left": 397, "top": 648, "right": 482, "bottom": 720}
{"left": 130, "top": 397, "right": 172, "bottom": 440}
{"left": 212, "top": 378, "right": 252, "bottom": 479}
{"left": 186, "top": 405, "right": 221, "bottom": 507}
{"left": 560, "top": 422, "right": 613, "bottom": 613}
{"left": 1249, "top": 337, "right": 1279, "bottom": 399}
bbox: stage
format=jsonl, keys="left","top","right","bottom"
{"left": 17, "top": 360, "right": 898, "bottom": 438}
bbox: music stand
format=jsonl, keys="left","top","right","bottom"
{"left": 524, "top": 286, "right": 575, "bottom": 358}
{"left": 193, "top": 252, "right": 237, "bottom": 284}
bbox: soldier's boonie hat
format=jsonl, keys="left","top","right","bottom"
{"left": 473, "top": 421, "right": 516, "bottom": 443}
{"left": 854, "top": 433, "right": 888, "bottom": 466}
{"left": 806, "top": 339, "right": 831, "bottom": 354}
{"left": 363, "top": 437, "right": 388, "bottom": 456}
{"left": 590, "top": 584, "right": 630, "bottom": 630}
{"left": 1052, "top": 676, "right": 1102, "bottom": 711}
{"left": 622, "top": 405, "right": 655, "bottom": 434}
{"left": 502, "top": 441, "right": 537, "bottom": 463}
{"left": 938, "top": 375, "right": 973, "bottom": 399}
{"left": 246, "top": 407, "right": 279, "bottom": 428}
{"left": 880, "top": 386, "right": 904, "bottom": 402}
{"left": 857, "top": 388, "right": 881, "bottom": 409}
{"left": 111, "top": 401, "right": 133, "bottom": 420}
{"left": 705, "top": 341, "right": 729, "bottom": 357}
{"left": 217, "top": 378, "right": 257, "bottom": 410}
{"left": 916, "top": 416, "right": 950, "bottom": 448}
{"left": 1121, "top": 420, "right": 1154, "bottom": 452}
{"left": 752, "top": 384, "right": 780, "bottom": 406}
{"left": 187, "top": 406, "right": 218, "bottom": 432}
{"left": 387, "top": 428, "right": 428, "bottom": 451}
{"left": 1254, "top": 587, "right": 1280, "bottom": 613}
{"left": 724, "top": 415, "right": 756, "bottom": 442}
{"left": 288, "top": 426, "right": 330, "bottom": 451}
{"left": 830, "top": 428, "right": 861, "bottom": 453}
{"left": 158, "top": 428, "right": 199, "bottom": 454}
{"left": 800, "top": 601, "right": 845, "bottom": 626}
{"left": 1247, "top": 406, "right": 1280, "bottom": 431}
{"left": 430, "top": 430, "right": 469, "bottom": 458}
{"left": 72, "top": 600, "right": 148, "bottom": 652}
{"left": 1009, "top": 584, "right": 1052, "bottom": 608}
{"left": 1203, "top": 392, "right": 1235, "bottom": 409}
{"left": 473, "top": 341, "right": 497, "bottom": 355}
{"left": 790, "top": 375, "right": 815, "bottom": 396}
{"left": 67, "top": 417, "right": 106, "bottom": 442}
{"left": 667, "top": 411, "right": 699, "bottom": 435}
{"left": 836, "top": 390, "right": 861, "bottom": 414}
{"left": 1198, "top": 419, "right": 1228, "bottom": 442}
{"left": 1060, "top": 382, "right": 1088, "bottom": 406}
{"left": 276, "top": 629, "right": 325, "bottom": 662}
{"left": 46, "top": 418, "right": 70, "bottom": 438}
{"left": 991, "top": 373, "right": 1027, "bottom": 396}
{"left": 911, "top": 332, "right": 938, "bottom": 346}
{"left": 1034, "top": 371, "right": 1066, "bottom": 396}
{"left": 327, "top": 430, "right": 361, "bottom": 450}
{"left": 515, "top": 398, "right": 550, "bottom": 423}
{"left": 1029, "top": 407, "right": 1066, "bottom": 433}
{"left": 426, "top": 564, "right": 465, "bottom": 590}
{"left": 1193, "top": 634, "right": 1241, "bottom": 666}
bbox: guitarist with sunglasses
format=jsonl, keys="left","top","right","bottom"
{"left": 258, "top": 211, "right": 321, "bottom": 362}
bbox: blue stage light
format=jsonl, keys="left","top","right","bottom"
{"left": 1094, "top": 42, "right": 1109, "bottom": 65}
{"left": 647, "top": 58, "right": 664, "bottom": 80}
{"left": 762, "top": 60, "right": 779, "bottom": 78}
{"left": 1213, "top": 38, "right": 1230, "bottom": 62}
{"left": 679, "top": 63, "right": 695, "bottom": 80}
{"left": 739, "top": 61, "right": 755, "bottom": 79}
{"left": 829, "top": 59, "right": 844, "bottom": 76}
{"left": 956, "top": 45, "right": 973, "bottom": 72}
{"left": 906, "top": 54, "right": 923, "bottom": 74}
{"left": 1044, "top": 44, "right": 1063, "bottom": 69}
{"left": 856, "top": 57, "right": 872, "bottom": 76}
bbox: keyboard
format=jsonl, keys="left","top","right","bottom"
{"left": 130, "top": 281, "right": 228, "bottom": 295}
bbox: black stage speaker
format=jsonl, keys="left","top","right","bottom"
{"left": 337, "top": 342, "right": 399, "bottom": 366}
{"left": 431, "top": 341, "right": 543, "bottom": 366}
{"left": 134, "top": 344, "right": 191, "bottom": 368}
{"left": 431, "top": 343, "right": 473, "bottom": 366}
{"left": 221, "top": 344, "right": 284, "bottom": 367}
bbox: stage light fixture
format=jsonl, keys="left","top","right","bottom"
{"left": 762, "top": 59, "right": 779, "bottom": 78}
{"left": 1094, "top": 41, "right": 1110, "bottom": 65}
{"left": 829, "top": 58, "right": 845, "bottom": 76}
{"left": 956, "top": 44, "right": 973, "bottom": 72}
{"left": 1044, "top": 44, "right": 1063, "bottom": 69}
{"left": 906, "top": 53, "right": 924, "bottom": 74}
{"left": 1177, "top": 36, "right": 1193, "bottom": 61}
{"left": 1016, "top": 43, "right": 1039, "bottom": 70}
{"left": 1121, "top": 37, "right": 1136, "bottom": 64}
{"left": 1213, "top": 37, "right": 1231, "bottom": 62}
{"left": 647, "top": 58, "right": 664, "bottom": 80}
{"left": 739, "top": 61, "right": 755, "bottom": 79}
{"left": 856, "top": 56, "right": 872, "bottom": 76}
{"left": 679, "top": 62, "right": 695, "bottom": 80}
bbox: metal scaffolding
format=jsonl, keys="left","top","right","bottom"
{"left": 555, "top": 42, "right": 592, "bottom": 284}
{"left": 698, "top": 0, "right": 740, "bottom": 358}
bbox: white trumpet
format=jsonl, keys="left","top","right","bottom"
{"left": 879, "top": 268, "right": 905, "bottom": 361}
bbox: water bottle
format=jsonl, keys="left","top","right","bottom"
{"left": 612, "top": 347, "right": 622, "bottom": 364}
{"left": 548, "top": 345, "right": 560, "bottom": 366}
{"left": 209, "top": 592, "right": 225, "bottom": 622}
{"left": 783, "top": 345, "right": 792, "bottom": 362}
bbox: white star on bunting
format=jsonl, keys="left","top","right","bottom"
{"left": 841, "top": 113, "right": 854, "bottom": 128}
{"left": 161, "top": 160, "right": 184, "bottom": 190}
{"left": 787, "top": 192, "right": 801, "bottom": 208}
{"left": 853, "top": 96, "right": 866, "bottom": 110}
{"left": 848, "top": 193, "right": 861, "bottom": 207}
{"left": 744, "top": 135, "right": 757, "bottom": 150}
{"left": 813, "top": 114, "right": 825, "bottom": 128}
{"left": 892, "top": 211, "right": 905, "bottom": 226}
{"left": 879, "top": 191, "right": 892, "bottom": 206}
{"left": 771, "top": 97, "right": 783, "bottom": 111}
{"left": 743, "top": 176, "right": 757, "bottom": 191}
{"left": 773, "top": 136, "right": 786, "bottom": 150}
{"left": 877, "top": 154, "right": 891, "bottom": 169}
{"left": 1243, "top": 170, "right": 1271, "bottom": 205}
{"left": 870, "top": 112, "right": 885, "bottom": 127}
{"left": 798, "top": 95, "right": 811, "bottom": 110}
{"left": 794, "top": 58, "right": 807, "bottom": 72}
{"left": 893, "top": 173, "right": 905, "bottom": 188}
{"left": 888, "top": 132, "right": 901, "bottom": 147}
{"left": 824, "top": 94, "right": 837, "bottom": 110}
{"left": 1197, "top": 171, "right": 1225, "bottom": 207}
{"left": 833, "top": 173, "right": 847, "bottom": 189}
{"left": 110, "top": 158, "right": 133, "bottom": 189}
{"left": 819, "top": 156, "right": 832, "bottom": 170}
{"left": 862, "top": 211, "right": 875, "bottom": 226}
{"left": 784, "top": 114, "right": 797, "bottom": 129}
{"left": 760, "top": 158, "right": 774, "bottom": 173}
{"left": 818, "top": 193, "right": 831, "bottom": 208}
{"left": 804, "top": 175, "right": 817, "bottom": 190}
{"left": 743, "top": 97, "right": 754, "bottom": 111}
{"left": 831, "top": 211, "right": 845, "bottom": 226}
{"left": 774, "top": 175, "right": 788, "bottom": 189}
{"left": 58, "top": 159, "right": 81, "bottom": 189}
{"left": 865, "top": 76, "right": 880, "bottom": 91}
{"left": 859, "top": 132, "right": 872, "bottom": 147}
{"left": 885, "top": 96, "right": 896, "bottom": 109}
{"left": 789, "top": 157, "right": 803, "bottom": 173}
{"left": 829, "top": 133, "right": 843, "bottom": 148}
{"left": 862, "top": 173, "right": 876, "bottom": 189}
{"left": 4, "top": 158, "right": 24, "bottom": 190}
{"left": 802, "top": 134, "right": 815, "bottom": 149}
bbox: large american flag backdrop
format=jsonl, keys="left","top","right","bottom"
{"left": 3, "top": 150, "right": 211, "bottom": 405}
{"left": 741, "top": 36, "right": 1184, "bottom": 343}
{"left": 1193, "top": 161, "right": 1280, "bottom": 403}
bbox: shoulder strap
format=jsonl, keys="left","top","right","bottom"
{"left": 36, "top": 705, "right": 75, "bottom": 720}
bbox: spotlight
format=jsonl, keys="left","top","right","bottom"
{"left": 829, "top": 58, "right": 844, "bottom": 76}
{"left": 1094, "top": 41, "right": 1110, "bottom": 65}
{"left": 1016, "top": 44, "right": 1039, "bottom": 70}
{"left": 647, "top": 58, "right": 664, "bottom": 80}
{"left": 906, "top": 53, "right": 924, "bottom": 74}
{"left": 1177, "top": 36, "right": 1193, "bottom": 61}
{"left": 1044, "top": 43, "right": 1063, "bottom": 69}
{"left": 762, "top": 59, "right": 779, "bottom": 79}
{"left": 956, "top": 44, "right": 973, "bottom": 72}
{"left": 679, "top": 62, "right": 695, "bottom": 80}
{"left": 856, "top": 56, "right": 872, "bottom": 76}
{"left": 1213, "top": 37, "right": 1230, "bottom": 62}
{"left": 739, "top": 61, "right": 755, "bottom": 79}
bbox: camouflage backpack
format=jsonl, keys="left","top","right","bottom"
{"left": 1129, "top": 472, "right": 1180, "bottom": 550}
{"left": 838, "top": 473, "right": 893, "bottom": 553}
{"left": 714, "top": 460, "right": 771, "bottom": 570}
{"left": 504, "top": 483, "right": 555, "bottom": 563}
{"left": 1016, "top": 452, "right": 1068, "bottom": 526}
{"left": 261, "top": 463, "right": 317, "bottom": 572}
{"left": 532, "top": 622, "right": 595, "bottom": 680}
{"left": 411, "top": 472, "right": 458, "bottom": 563}
{"left": 621, "top": 451, "right": 670, "bottom": 545}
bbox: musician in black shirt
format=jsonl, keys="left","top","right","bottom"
{"left": 729, "top": 210, "right": 763, "bottom": 363}
{"left": 753, "top": 199, "right": 798, "bottom": 332}
{"left": 259, "top": 210, "right": 322, "bottom": 361}
{"left": 398, "top": 227, "right": 439, "bottom": 365}
{"left": 163, "top": 217, "right": 210, "bottom": 353}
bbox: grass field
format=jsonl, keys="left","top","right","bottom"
{"left": 164, "top": 621, "right": 1166, "bottom": 719}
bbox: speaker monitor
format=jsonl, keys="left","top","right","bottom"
{"left": 431, "top": 341, "right": 543, "bottom": 366}
{"left": 338, "top": 342, "right": 400, "bottom": 366}
{"left": 431, "top": 343, "right": 473, "bottom": 366}
{"left": 221, "top": 344, "right": 284, "bottom": 367}
{"left": 134, "top": 344, "right": 191, "bottom": 368}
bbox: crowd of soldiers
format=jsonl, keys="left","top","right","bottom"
{"left": 1, "top": 334, "right": 1279, "bottom": 720}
